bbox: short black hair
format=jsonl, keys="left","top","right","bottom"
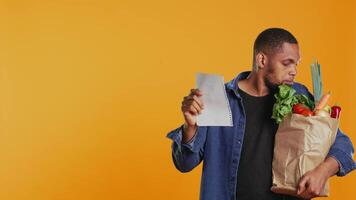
{"left": 253, "top": 28, "right": 298, "bottom": 63}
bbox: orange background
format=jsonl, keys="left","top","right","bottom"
{"left": 0, "top": 0, "right": 355, "bottom": 199}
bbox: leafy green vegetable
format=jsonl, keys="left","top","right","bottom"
{"left": 272, "top": 85, "right": 297, "bottom": 124}
{"left": 295, "top": 94, "right": 315, "bottom": 110}
{"left": 272, "top": 85, "right": 315, "bottom": 124}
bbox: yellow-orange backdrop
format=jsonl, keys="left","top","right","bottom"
{"left": 0, "top": 0, "right": 355, "bottom": 200}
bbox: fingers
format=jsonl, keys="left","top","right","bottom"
{"left": 182, "top": 100, "right": 202, "bottom": 115}
{"left": 297, "top": 175, "right": 308, "bottom": 195}
{"left": 184, "top": 95, "right": 204, "bottom": 109}
{"left": 190, "top": 89, "right": 204, "bottom": 108}
{"left": 181, "top": 88, "right": 205, "bottom": 116}
{"left": 190, "top": 88, "right": 203, "bottom": 97}
{"left": 306, "top": 183, "right": 321, "bottom": 197}
{"left": 297, "top": 174, "right": 321, "bottom": 199}
{"left": 191, "top": 100, "right": 202, "bottom": 114}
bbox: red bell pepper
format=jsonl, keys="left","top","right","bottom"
{"left": 293, "top": 104, "right": 314, "bottom": 117}
{"left": 330, "top": 106, "right": 341, "bottom": 119}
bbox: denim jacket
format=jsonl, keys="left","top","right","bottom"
{"left": 166, "top": 71, "right": 356, "bottom": 200}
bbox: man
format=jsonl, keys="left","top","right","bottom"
{"left": 166, "top": 28, "right": 355, "bottom": 200}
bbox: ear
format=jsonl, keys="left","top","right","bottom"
{"left": 256, "top": 52, "right": 267, "bottom": 69}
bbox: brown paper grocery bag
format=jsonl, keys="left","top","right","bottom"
{"left": 271, "top": 113, "right": 339, "bottom": 197}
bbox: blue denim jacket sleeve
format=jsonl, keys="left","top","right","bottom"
{"left": 327, "top": 128, "right": 356, "bottom": 176}
{"left": 296, "top": 83, "right": 356, "bottom": 176}
{"left": 166, "top": 125, "right": 207, "bottom": 173}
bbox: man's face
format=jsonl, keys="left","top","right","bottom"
{"left": 264, "top": 42, "right": 301, "bottom": 88}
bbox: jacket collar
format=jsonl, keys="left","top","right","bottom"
{"left": 225, "top": 71, "right": 251, "bottom": 98}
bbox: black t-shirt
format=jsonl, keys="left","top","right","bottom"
{"left": 236, "top": 88, "right": 301, "bottom": 200}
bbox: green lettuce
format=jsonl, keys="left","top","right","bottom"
{"left": 272, "top": 85, "right": 315, "bottom": 124}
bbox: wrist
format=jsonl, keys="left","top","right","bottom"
{"left": 184, "top": 122, "right": 197, "bottom": 130}
{"left": 319, "top": 157, "right": 340, "bottom": 177}
{"left": 182, "top": 123, "right": 198, "bottom": 144}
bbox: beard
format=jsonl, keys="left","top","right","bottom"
{"left": 264, "top": 76, "right": 279, "bottom": 94}
{"left": 264, "top": 65, "right": 280, "bottom": 94}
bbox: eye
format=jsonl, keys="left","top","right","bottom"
{"left": 282, "top": 59, "right": 295, "bottom": 67}
{"left": 282, "top": 62, "right": 290, "bottom": 66}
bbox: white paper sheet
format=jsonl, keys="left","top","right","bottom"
{"left": 196, "top": 73, "right": 233, "bottom": 126}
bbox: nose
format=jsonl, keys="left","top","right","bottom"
{"left": 289, "top": 66, "right": 297, "bottom": 77}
